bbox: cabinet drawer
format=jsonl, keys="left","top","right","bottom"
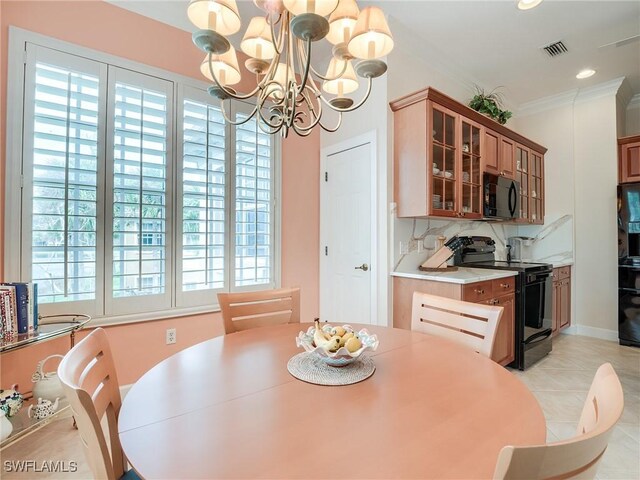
{"left": 463, "top": 281, "right": 493, "bottom": 303}
{"left": 492, "top": 277, "right": 515, "bottom": 295}
{"left": 558, "top": 266, "right": 571, "bottom": 280}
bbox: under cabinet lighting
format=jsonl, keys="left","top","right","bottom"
{"left": 576, "top": 69, "right": 596, "bottom": 79}
{"left": 517, "top": 0, "right": 543, "bottom": 10}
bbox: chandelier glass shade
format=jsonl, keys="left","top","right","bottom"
{"left": 188, "top": 0, "right": 393, "bottom": 137}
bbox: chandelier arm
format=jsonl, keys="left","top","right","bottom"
{"left": 292, "top": 125, "right": 313, "bottom": 137}
{"left": 296, "top": 38, "right": 313, "bottom": 94}
{"left": 219, "top": 99, "right": 260, "bottom": 126}
{"left": 292, "top": 88, "right": 323, "bottom": 133}
{"left": 298, "top": 38, "right": 348, "bottom": 82}
{"left": 257, "top": 116, "right": 282, "bottom": 135}
{"left": 258, "top": 107, "right": 284, "bottom": 130}
{"left": 320, "top": 77, "right": 374, "bottom": 113}
{"left": 269, "top": 11, "right": 285, "bottom": 56}
{"left": 257, "top": 93, "right": 286, "bottom": 130}
{"left": 207, "top": 53, "right": 261, "bottom": 101}
{"left": 319, "top": 113, "right": 343, "bottom": 133}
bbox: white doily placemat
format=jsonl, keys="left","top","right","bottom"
{"left": 287, "top": 352, "right": 376, "bottom": 386}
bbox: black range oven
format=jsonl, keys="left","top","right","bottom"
{"left": 520, "top": 268, "right": 554, "bottom": 369}
{"left": 454, "top": 236, "right": 553, "bottom": 370}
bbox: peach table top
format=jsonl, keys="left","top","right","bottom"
{"left": 118, "top": 323, "right": 546, "bottom": 479}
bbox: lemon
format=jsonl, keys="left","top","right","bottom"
{"left": 339, "top": 332, "right": 354, "bottom": 347}
{"left": 345, "top": 336, "right": 362, "bottom": 353}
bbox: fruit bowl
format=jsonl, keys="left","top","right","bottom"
{"left": 295, "top": 323, "right": 379, "bottom": 367}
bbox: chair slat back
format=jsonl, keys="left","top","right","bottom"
{"left": 493, "top": 363, "right": 624, "bottom": 480}
{"left": 411, "top": 292, "right": 502, "bottom": 358}
{"left": 218, "top": 287, "right": 301, "bottom": 334}
{"left": 58, "top": 328, "right": 125, "bottom": 480}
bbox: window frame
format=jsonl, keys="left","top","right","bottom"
{"left": 5, "top": 27, "right": 282, "bottom": 326}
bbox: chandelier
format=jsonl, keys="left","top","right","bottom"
{"left": 187, "top": 0, "right": 394, "bottom": 137}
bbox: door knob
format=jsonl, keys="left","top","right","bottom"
{"left": 355, "top": 264, "right": 369, "bottom": 272}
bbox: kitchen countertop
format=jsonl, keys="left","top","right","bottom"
{"left": 550, "top": 260, "right": 573, "bottom": 268}
{"left": 391, "top": 267, "right": 518, "bottom": 284}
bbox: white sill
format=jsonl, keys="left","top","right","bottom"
{"left": 87, "top": 304, "right": 221, "bottom": 328}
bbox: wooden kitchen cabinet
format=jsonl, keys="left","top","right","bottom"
{"left": 483, "top": 129, "right": 514, "bottom": 179}
{"left": 500, "top": 136, "right": 516, "bottom": 179}
{"left": 619, "top": 135, "right": 640, "bottom": 184}
{"left": 390, "top": 87, "right": 547, "bottom": 223}
{"left": 552, "top": 266, "right": 572, "bottom": 335}
{"left": 488, "top": 293, "right": 515, "bottom": 366}
{"left": 393, "top": 275, "right": 516, "bottom": 366}
{"left": 516, "top": 144, "right": 545, "bottom": 224}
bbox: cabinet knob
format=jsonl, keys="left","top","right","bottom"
{"left": 475, "top": 288, "right": 485, "bottom": 295}
{"left": 500, "top": 283, "right": 510, "bottom": 289}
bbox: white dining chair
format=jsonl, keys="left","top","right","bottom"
{"left": 411, "top": 292, "right": 503, "bottom": 358}
{"left": 493, "top": 362, "right": 624, "bottom": 480}
{"left": 58, "top": 328, "right": 140, "bottom": 480}
{"left": 217, "top": 287, "right": 301, "bottom": 334}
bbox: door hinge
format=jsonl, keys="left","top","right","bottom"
{"left": 325, "top": 246, "right": 328, "bottom": 256}
{"left": 324, "top": 171, "right": 328, "bottom": 182}
{"left": 20, "top": 175, "right": 25, "bottom": 189}
{"left": 23, "top": 49, "right": 28, "bottom": 64}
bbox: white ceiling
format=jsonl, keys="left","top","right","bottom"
{"left": 106, "top": 0, "right": 640, "bottom": 106}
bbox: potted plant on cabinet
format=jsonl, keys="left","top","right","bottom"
{"left": 468, "top": 86, "right": 512, "bottom": 125}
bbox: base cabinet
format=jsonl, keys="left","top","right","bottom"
{"left": 487, "top": 293, "right": 515, "bottom": 366}
{"left": 393, "top": 276, "right": 516, "bottom": 366}
{"left": 552, "top": 266, "right": 572, "bottom": 335}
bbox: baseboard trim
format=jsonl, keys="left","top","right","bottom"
{"left": 120, "top": 384, "right": 133, "bottom": 399}
{"left": 565, "top": 325, "right": 618, "bottom": 342}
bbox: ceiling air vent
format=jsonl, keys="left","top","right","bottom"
{"left": 542, "top": 40, "right": 568, "bottom": 57}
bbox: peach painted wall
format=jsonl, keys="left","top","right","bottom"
{"left": 0, "top": 1, "right": 320, "bottom": 389}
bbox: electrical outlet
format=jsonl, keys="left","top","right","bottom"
{"left": 166, "top": 328, "right": 176, "bottom": 345}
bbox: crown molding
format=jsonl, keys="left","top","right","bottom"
{"left": 616, "top": 78, "right": 634, "bottom": 109}
{"left": 627, "top": 93, "right": 640, "bottom": 110}
{"left": 516, "top": 77, "right": 627, "bottom": 118}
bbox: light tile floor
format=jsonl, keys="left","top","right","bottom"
{"left": 2, "top": 334, "right": 639, "bottom": 479}
{"left": 509, "top": 334, "right": 640, "bottom": 480}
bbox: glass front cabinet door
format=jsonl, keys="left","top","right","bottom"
{"left": 460, "top": 118, "right": 482, "bottom": 219}
{"left": 530, "top": 151, "right": 544, "bottom": 224}
{"left": 429, "top": 103, "right": 458, "bottom": 217}
{"left": 516, "top": 144, "right": 530, "bottom": 222}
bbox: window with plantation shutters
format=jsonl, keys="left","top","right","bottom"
{"left": 106, "top": 67, "right": 173, "bottom": 314}
{"left": 20, "top": 45, "right": 106, "bottom": 317}
{"left": 9, "top": 33, "right": 280, "bottom": 323}
{"left": 234, "top": 114, "right": 273, "bottom": 287}
{"left": 180, "top": 97, "right": 226, "bottom": 296}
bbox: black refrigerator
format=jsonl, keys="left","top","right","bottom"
{"left": 618, "top": 183, "right": 640, "bottom": 347}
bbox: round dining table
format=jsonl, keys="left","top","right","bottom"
{"left": 118, "top": 323, "right": 546, "bottom": 479}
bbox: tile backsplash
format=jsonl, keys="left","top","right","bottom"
{"left": 392, "top": 212, "right": 574, "bottom": 272}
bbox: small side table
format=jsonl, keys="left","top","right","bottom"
{"left": 1, "top": 314, "right": 91, "bottom": 450}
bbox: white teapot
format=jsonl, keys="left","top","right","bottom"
{"left": 28, "top": 397, "right": 60, "bottom": 420}
{"left": 0, "top": 410, "right": 12, "bottom": 442}
{"left": 32, "top": 355, "right": 65, "bottom": 403}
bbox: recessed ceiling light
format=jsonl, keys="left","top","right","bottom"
{"left": 576, "top": 69, "right": 596, "bottom": 79}
{"left": 517, "top": 0, "right": 543, "bottom": 10}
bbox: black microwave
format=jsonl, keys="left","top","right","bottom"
{"left": 483, "top": 173, "right": 520, "bottom": 220}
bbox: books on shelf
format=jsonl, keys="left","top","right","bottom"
{"left": 0, "top": 282, "right": 38, "bottom": 340}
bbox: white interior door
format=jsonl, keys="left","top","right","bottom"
{"left": 321, "top": 141, "right": 373, "bottom": 324}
